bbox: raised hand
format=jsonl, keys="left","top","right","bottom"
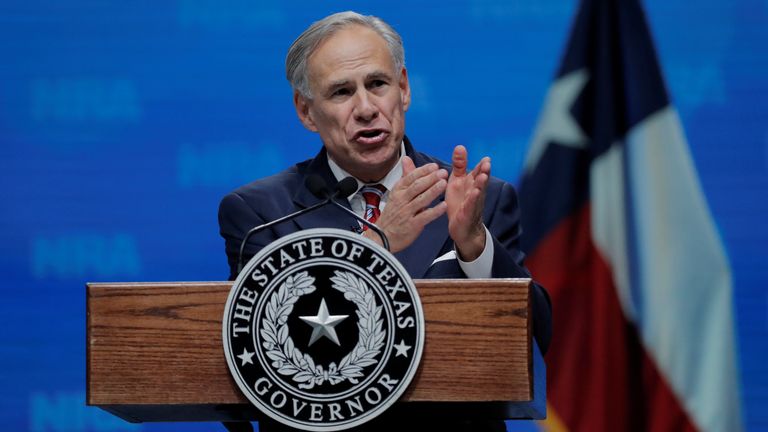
{"left": 363, "top": 156, "right": 448, "bottom": 252}
{"left": 445, "top": 145, "right": 490, "bottom": 261}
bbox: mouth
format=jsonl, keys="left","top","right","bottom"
{"left": 352, "top": 128, "right": 389, "bottom": 145}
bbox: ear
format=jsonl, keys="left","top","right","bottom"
{"left": 293, "top": 91, "right": 318, "bottom": 132}
{"left": 399, "top": 67, "right": 411, "bottom": 112}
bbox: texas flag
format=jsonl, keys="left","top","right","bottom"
{"left": 518, "top": 0, "right": 743, "bottom": 431}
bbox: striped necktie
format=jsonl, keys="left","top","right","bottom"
{"left": 360, "top": 184, "right": 386, "bottom": 230}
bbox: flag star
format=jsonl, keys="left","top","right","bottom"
{"left": 524, "top": 68, "right": 590, "bottom": 173}
{"left": 299, "top": 298, "right": 348, "bottom": 346}
{"left": 393, "top": 340, "right": 412, "bottom": 358}
{"left": 237, "top": 348, "right": 255, "bottom": 366}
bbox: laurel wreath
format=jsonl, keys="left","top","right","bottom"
{"left": 260, "top": 270, "right": 386, "bottom": 390}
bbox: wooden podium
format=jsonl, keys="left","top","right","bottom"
{"left": 86, "top": 279, "right": 545, "bottom": 423}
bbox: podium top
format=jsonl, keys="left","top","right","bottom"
{"left": 86, "top": 279, "right": 543, "bottom": 422}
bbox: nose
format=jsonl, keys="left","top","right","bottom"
{"left": 353, "top": 91, "right": 378, "bottom": 123}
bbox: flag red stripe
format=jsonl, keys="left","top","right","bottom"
{"left": 528, "top": 203, "right": 697, "bottom": 431}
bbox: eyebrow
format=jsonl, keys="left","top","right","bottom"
{"left": 325, "top": 79, "right": 350, "bottom": 95}
{"left": 366, "top": 71, "right": 392, "bottom": 82}
{"left": 324, "top": 71, "right": 394, "bottom": 95}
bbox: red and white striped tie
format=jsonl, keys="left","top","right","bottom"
{"left": 360, "top": 184, "right": 386, "bottom": 230}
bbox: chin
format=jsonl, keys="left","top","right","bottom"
{"left": 350, "top": 156, "right": 395, "bottom": 181}
{"left": 370, "top": 146, "right": 399, "bottom": 164}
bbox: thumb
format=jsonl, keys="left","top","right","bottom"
{"left": 452, "top": 145, "right": 468, "bottom": 177}
{"left": 402, "top": 155, "right": 415, "bottom": 176}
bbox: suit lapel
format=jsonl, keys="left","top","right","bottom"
{"left": 395, "top": 212, "right": 450, "bottom": 278}
{"left": 292, "top": 149, "right": 359, "bottom": 233}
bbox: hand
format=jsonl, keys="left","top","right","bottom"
{"left": 363, "top": 156, "right": 448, "bottom": 252}
{"left": 445, "top": 145, "right": 490, "bottom": 261}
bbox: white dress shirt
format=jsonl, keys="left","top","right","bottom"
{"left": 326, "top": 143, "right": 494, "bottom": 278}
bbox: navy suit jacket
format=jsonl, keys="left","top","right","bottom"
{"left": 218, "top": 137, "right": 551, "bottom": 353}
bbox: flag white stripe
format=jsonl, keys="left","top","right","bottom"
{"left": 626, "top": 107, "right": 741, "bottom": 432}
{"left": 591, "top": 106, "right": 742, "bottom": 432}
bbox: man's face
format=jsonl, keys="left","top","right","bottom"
{"left": 294, "top": 25, "right": 411, "bottom": 183}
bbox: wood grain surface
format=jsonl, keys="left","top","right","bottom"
{"left": 87, "top": 279, "right": 532, "bottom": 408}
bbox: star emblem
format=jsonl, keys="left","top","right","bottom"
{"left": 299, "top": 298, "right": 348, "bottom": 346}
{"left": 393, "top": 339, "right": 412, "bottom": 358}
{"left": 237, "top": 348, "right": 254, "bottom": 366}
{"left": 524, "top": 68, "right": 590, "bottom": 173}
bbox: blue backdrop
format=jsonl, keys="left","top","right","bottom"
{"left": 1, "top": 1, "right": 766, "bottom": 431}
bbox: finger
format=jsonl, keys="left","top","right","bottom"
{"left": 465, "top": 175, "right": 488, "bottom": 217}
{"left": 397, "top": 162, "right": 438, "bottom": 189}
{"left": 470, "top": 156, "right": 491, "bottom": 178}
{"left": 451, "top": 145, "right": 468, "bottom": 177}
{"left": 402, "top": 156, "right": 416, "bottom": 177}
{"left": 410, "top": 178, "right": 447, "bottom": 210}
{"left": 403, "top": 169, "right": 449, "bottom": 202}
{"left": 437, "top": 168, "right": 449, "bottom": 180}
{"left": 414, "top": 201, "right": 448, "bottom": 227}
{"left": 465, "top": 187, "right": 482, "bottom": 211}
{"left": 471, "top": 184, "right": 488, "bottom": 218}
{"left": 474, "top": 172, "right": 489, "bottom": 191}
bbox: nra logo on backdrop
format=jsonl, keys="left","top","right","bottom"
{"left": 176, "top": 142, "right": 283, "bottom": 188}
{"left": 223, "top": 229, "right": 424, "bottom": 431}
{"left": 32, "top": 233, "right": 141, "bottom": 279}
{"left": 30, "top": 78, "right": 140, "bottom": 123}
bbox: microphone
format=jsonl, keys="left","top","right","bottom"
{"left": 235, "top": 175, "right": 390, "bottom": 275}
{"left": 316, "top": 176, "right": 391, "bottom": 252}
{"left": 335, "top": 176, "right": 358, "bottom": 198}
{"left": 306, "top": 174, "right": 331, "bottom": 200}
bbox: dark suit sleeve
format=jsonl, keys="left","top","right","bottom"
{"left": 218, "top": 192, "right": 269, "bottom": 281}
{"left": 485, "top": 181, "right": 552, "bottom": 354}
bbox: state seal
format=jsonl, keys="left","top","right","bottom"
{"left": 222, "top": 228, "right": 424, "bottom": 431}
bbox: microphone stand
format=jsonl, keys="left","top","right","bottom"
{"left": 236, "top": 176, "right": 392, "bottom": 274}
{"left": 326, "top": 199, "right": 390, "bottom": 252}
{"left": 236, "top": 198, "right": 329, "bottom": 274}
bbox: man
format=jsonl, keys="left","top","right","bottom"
{"left": 218, "top": 11, "right": 551, "bottom": 431}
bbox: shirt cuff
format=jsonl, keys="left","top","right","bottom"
{"left": 456, "top": 226, "right": 494, "bottom": 279}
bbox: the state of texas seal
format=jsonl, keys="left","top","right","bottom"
{"left": 223, "top": 228, "right": 424, "bottom": 431}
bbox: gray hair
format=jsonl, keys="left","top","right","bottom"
{"left": 286, "top": 11, "right": 405, "bottom": 99}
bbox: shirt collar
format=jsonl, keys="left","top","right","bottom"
{"left": 326, "top": 141, "right": 405, "bottom": 195}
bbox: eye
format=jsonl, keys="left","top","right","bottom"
{"left": 370, "top": 80, "right": 387, "bottom": 88}
{"left": 332, "top": 88, "right": 351, "bottom": 97}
